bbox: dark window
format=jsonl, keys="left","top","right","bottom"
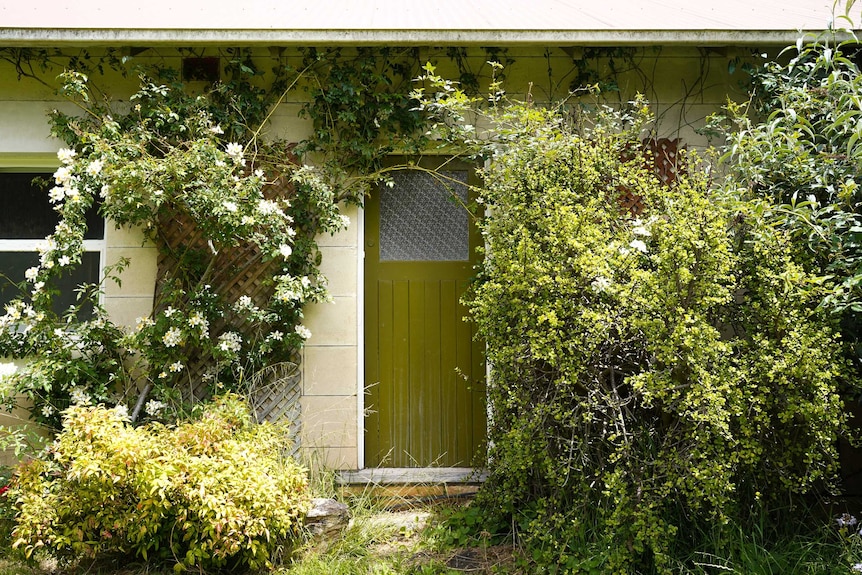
{"left": 0, "top": 171, "right": 104, "bottom": 316}
{"left": 0, "top": 172, "right": 103, "bottom": 239}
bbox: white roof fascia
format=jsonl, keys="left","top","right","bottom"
{"left": 0, "top": 28, "right": 845, "bottom": 47}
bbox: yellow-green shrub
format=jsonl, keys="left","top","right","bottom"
{"left": 10, "top": 393, "right": 309, "bottom": 570}
{"left": 449, "top": 99, "right": 850, "bottom": 573}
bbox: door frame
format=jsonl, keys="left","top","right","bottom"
{"left": 358, "top": 157, "right": 486, "bottom": 472}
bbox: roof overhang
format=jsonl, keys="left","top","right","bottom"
{"left": 0, "top": 28, "right": 842, "bottom": 47}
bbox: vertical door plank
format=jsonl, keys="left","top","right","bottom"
{"left": 374, "top": 280, "right": 395, "bottom": 465}
{"left": 407, "top": 280, "right": 426, "bottom": 465}
{"left": 423, "top": 280, "right": 443, "bottom": 465}
{"left": 392, "top": 279, "right": 411, "bottom": 467}
{"left": 440, "top": 279, "right": 459, "bottom": 465}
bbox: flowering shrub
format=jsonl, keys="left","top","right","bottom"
{"left": 0, "top": 70, "right": 347, "bottom": 425}
{"left": 417, "top": 70, "right": 852, "bottom": 572}
{"left": 10, "top": 393, "right": 309, "bottom": 570}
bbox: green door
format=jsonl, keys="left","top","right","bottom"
{"left": 364, "top": 162, "right": 486, "bottom": 468}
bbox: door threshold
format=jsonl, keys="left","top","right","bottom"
{"left": 338, "top": 467, "right": 487, "bottom": 485}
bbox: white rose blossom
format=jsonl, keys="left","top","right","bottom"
{"left": 56, "top": 148, "right": 77, "bottom": 164}
{"left": 218, "top": 331, "right": 242, "bottom": 353}
{"left": 225, "top": 142, "right": 244, "bottom": 164}
{"left": 162, "top": 327, "right": 183, "bottom": 347}
{"left": 49, "top": 186, "right": 67, "bottom": 203}
{"left": 86, "top": 159, "right": 104, "bottom": 176}
{"left": 70, "top": 388, "right": 91, "bottom": 405}
{"left": 53, "top": 166, "right": 74, "bottom": 186}
{"left": 145, "top": 399, "right": 167, "bottom": 416}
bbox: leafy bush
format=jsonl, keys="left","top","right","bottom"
{"left": 715, "top": 34, "right": 862, "bottom": 360}
{"left": 9, "top": 393, "right": 309, "bottom": 571}
{"left": 416, "top": 79, "right": 851, "bottom": 571}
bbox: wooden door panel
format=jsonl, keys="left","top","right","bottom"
{"left": 364, "top": 162, "right": 486, "bottom": 468}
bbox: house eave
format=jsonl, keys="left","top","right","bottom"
{"left": 0, "top": 28, "right": 842, "bottom": 48}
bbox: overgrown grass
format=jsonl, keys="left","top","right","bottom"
{"left": 0, "top": 463, "right": 856, "bottom": 575}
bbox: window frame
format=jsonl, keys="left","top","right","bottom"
{"left": 0, "top": 155, "right": 107, "bottom": 308}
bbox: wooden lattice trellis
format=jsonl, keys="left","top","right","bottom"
{"left": 155, "top": 175, "right": 302, "bottom": 444}
{"left": 617, "top": 137, "right": 685, "bottom": 216}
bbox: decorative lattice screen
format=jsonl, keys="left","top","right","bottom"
{"left": 155, "top": 175, "right": 302, "bottom": 446}
{"left": 617, "top": 138, "right": 684, "bottom": 215}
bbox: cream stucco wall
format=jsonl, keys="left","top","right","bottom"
{"left": 0, "top": 45, "right": 755, "bottom": 470}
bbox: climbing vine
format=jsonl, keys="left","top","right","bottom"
{"left": 0, "top": 48, "right": 441, "bottom": 426}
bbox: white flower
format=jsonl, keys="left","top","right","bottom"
{"left": 113, "top": 404, "right": 130, "bottom": 421}
{"left": 100, "top": 185, "right": 111, "bottom": 199}
{"left": 339, "top": 214, "right": 351, "bottom": 228}
{"left": 294, "top": 324, "right": 311, "bottom": 340}
{"left": 257, "top": 199, "right": 281, "bottom": 215}
{"left": 4, "top": 304, "right": 21, "bottom": 321}
{"left": 630, "top": 218, "right": 652, "bottom": 237}
{"left": 169, "top": 361, "right": 183, "bottom": 373}
{"left": 629, "top": 239, "right": 648, "bottom": 253}
{"left": 163, "top": 306, "right": 176, "bottom": 317}
{"left": 279, "top": 244, "right": 292, "bottom": 258}
{"left": 853, "top": 563, "right": 862, "bottom": 573}
{"left": 225, "top": 142, "right": 244, "bottom": 162}
{"left": 56, "top": 148, "right": 77, "bottom": 164}
{"left": 36, "top": 238, "right": 55, "bottom": 254}
{"left": 86, "top": 159, "right": 103, "bottom": 176}
{"left": 278, "top": 289, "right": 300, "bottom": 302}
{"left": 58, "top": 255, "right": 71, "bottom": 267}
{"left": 254, "top": 169, "right": 264, "bottom": 178}
{"left": 24, "top": 267, "right": 39, "bottom": 281}
{"left": 237, "top": 295, "right": 253, "bottom": 308}
{"left": 53, "top": 165, "right": 74, "bottom": 186}
{"left": 49, "top": 186, "right": 67, "bottom": 203}
{"left": 70, "top": 388, "right": 91, "bottom": 405}
{"left": 268, "top": 330, "right": 284, "bottom": 341}
{"left": 162, "top": 327, "right": 183, "bottom": 347}
{"left": 218, "top": 331, "right": 242, "bottom": 353}
{"left": 209, "top": 124, "right": 224, "bottom": 135}
{"left": 136, "top": 316, "right": 154, "bottom": 330}
{"left": 188, "top": 312, "right": 208, "bottom": 332}
{"left": 33, "top": 281, "right": 44, "bottom": 292}
{"left": 223, "top": 201, "right": 238, "bottom": 213}
{"left": 145, "top": 399, "right": 167, "bottom": 416}
{"left": 41, "top": 404, "right": 55, "bottom": 418}
{"left": 591, "top": 276, "right": 612, "bottom": 293}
